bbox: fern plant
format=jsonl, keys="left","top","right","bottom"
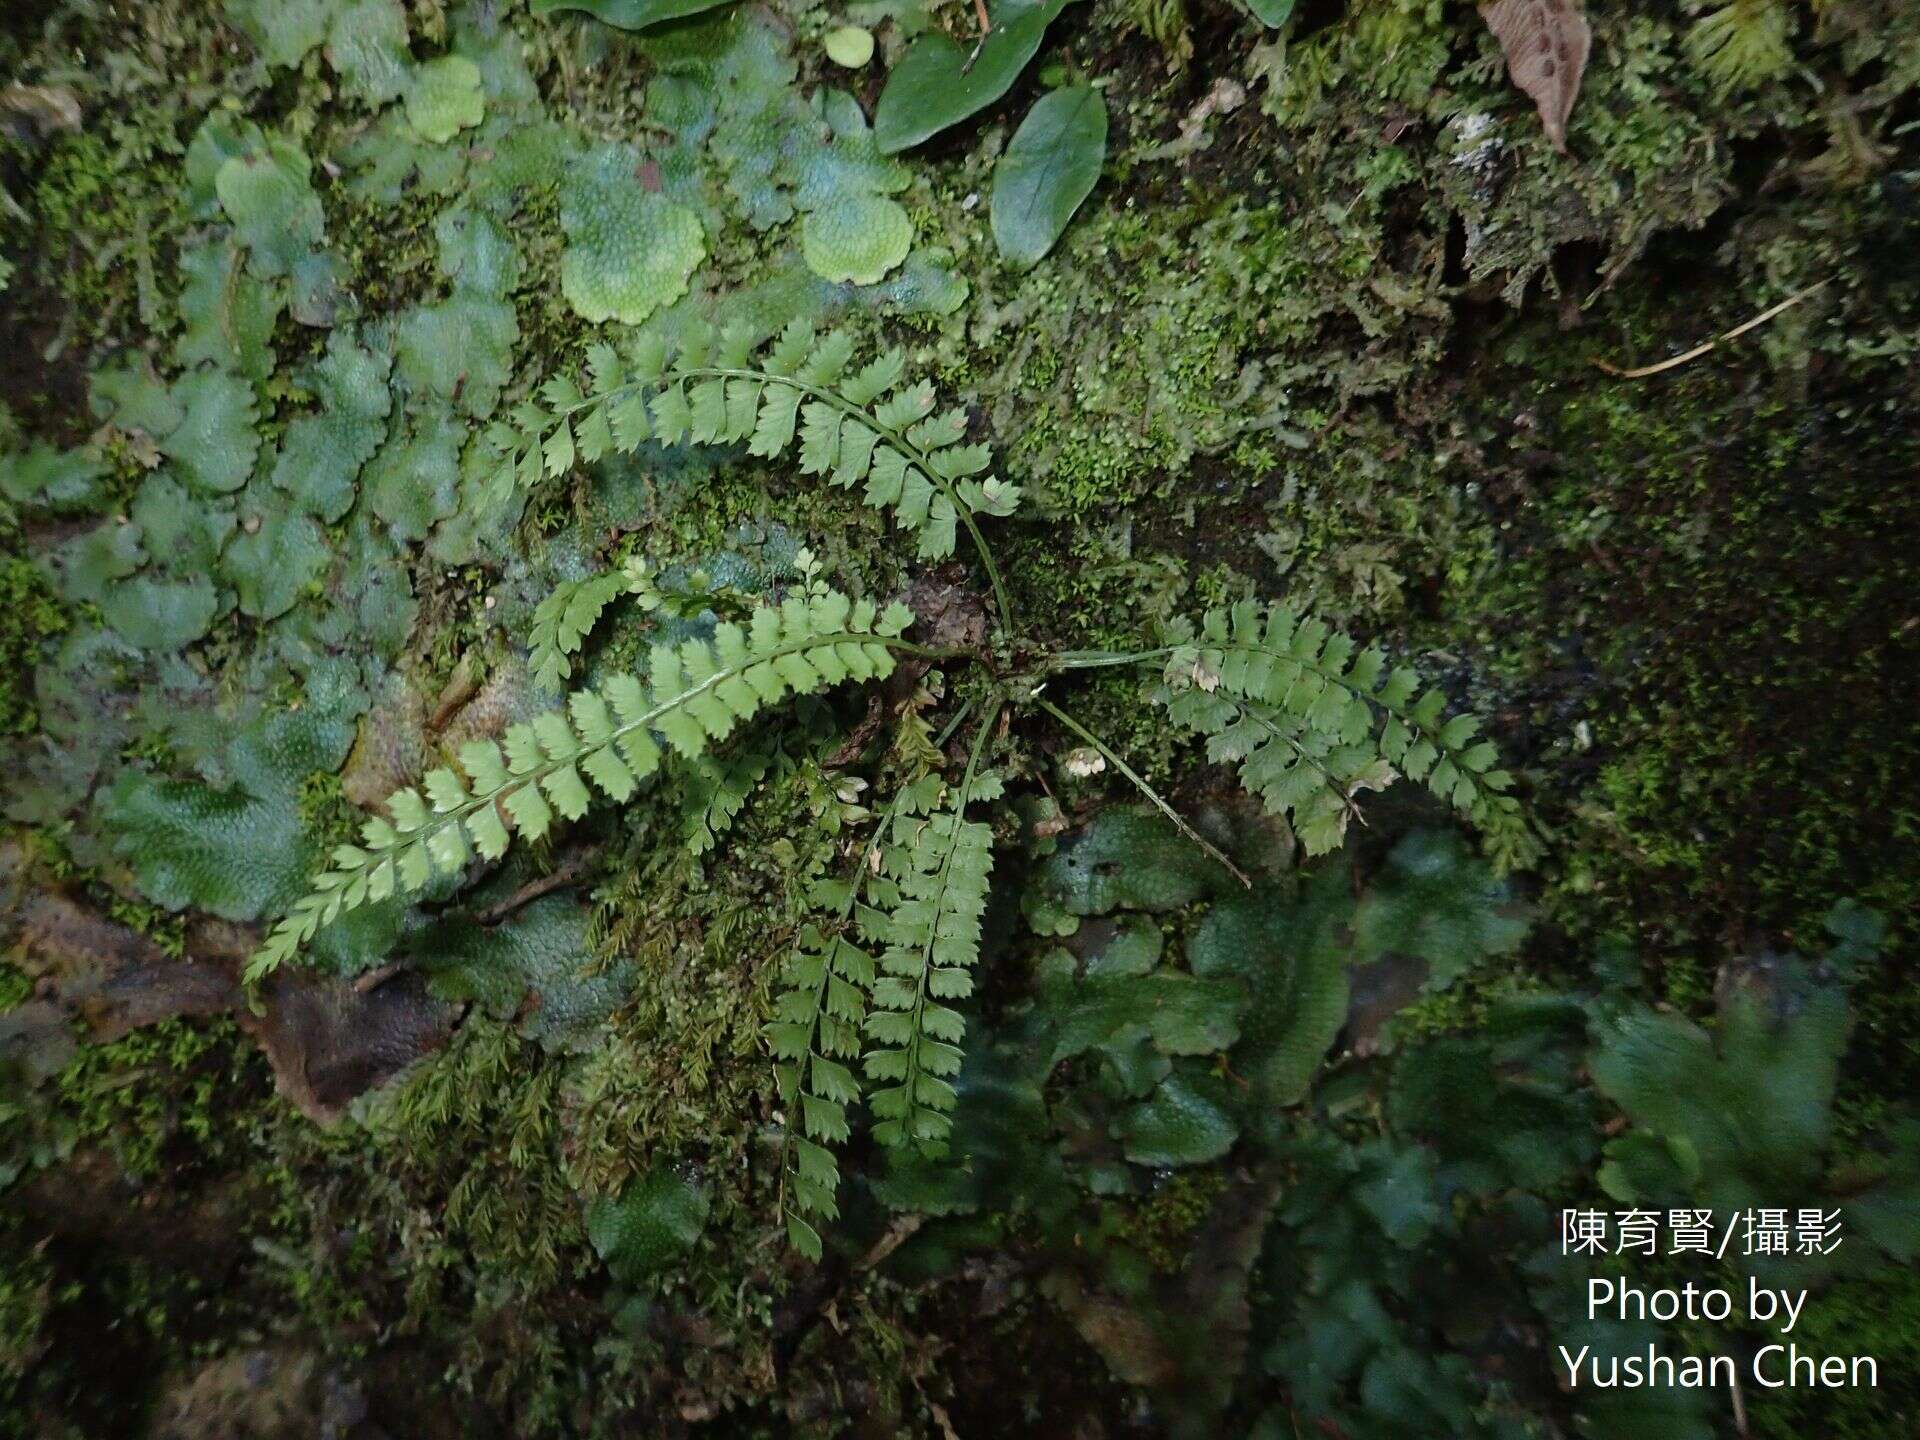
{"left": 253, "top": 317, "right": 1537, "bottom": 1259}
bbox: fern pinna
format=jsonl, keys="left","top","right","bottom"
{"left": 252, "top": 319, "right": 1537, "bottom": 1258}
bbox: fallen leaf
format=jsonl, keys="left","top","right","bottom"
{"left": 1478, "top": 0, "right": 1591, "bottom": 153}
{"left": 0, "top": 84, "right": 82, "bottom": 140}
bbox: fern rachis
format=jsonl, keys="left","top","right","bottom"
{"left": 860, "top": 704, "right": 1001, "bottom": 1153}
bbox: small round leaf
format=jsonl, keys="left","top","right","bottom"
{"left": 823, "top": 25, "right": 874, "bottom": 69}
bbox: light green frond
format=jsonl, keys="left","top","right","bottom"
{"left": 1156, "top": 601, "right": 1536, "bottom": 867}
{"left": 247, "top": 589, "right": 915, "bottom": 980}
{"left": 861, "top": 710, "right": 1001, "bottom": 1154}
{"left": 485, "top": 318, "right": 1021, "bottom": 587}
{"left": 527, "top": 568, "right": 634, "bottom": 692}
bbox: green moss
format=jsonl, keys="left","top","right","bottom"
{"left": 0, "top": 1237, "right": 68, "bottom": 1404}
{"left": 29, "top": 132, "right": 163, "bottom": 332}
{"left": 1749, "top": 1266, "right": 1920, "bottom": 1440}
{"left": 365, "top": 1017, "right": 584, "bottom": 1291}
{"left": 0, "top": 556, "right": 68, "bottom": 735}
{"left": 1108, "top": 1169, "right": 1230, "bottom": 1273}
{"left": 15, "top": 1018, "right": 252, "bottom": 1182}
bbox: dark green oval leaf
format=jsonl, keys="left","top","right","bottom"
{"left": 990, "top": 83, "right": 1107, "bottom": 267}
{"left": 530, "top": 0, "right": 737, "bottom": 30}
{"left": 873, "top": 0, "right": 1082, "bottom": 155}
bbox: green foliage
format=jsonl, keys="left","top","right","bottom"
{"left": 96, "top": 695, "right": 359, "bottom": 922}
{"left": 800, "top": 193, "right": 913, "bottom": 285}
{"left": 408, "top": 895, "right": 633, "bottom": 1052}
{"left": 1685, "top": 0, "right": 1794, "bottom": 93}
{"left": 527, "top": 568, "right": 635, "bottom": 691}
{"left": 991, "top": 83, "right": 1108, "bottom": 268}
{"left": 1116, "top": 1066, "right": 1238, "bottom": 1166}
{"left": 0, "top": 559, "right": 68, "bottom": 736}
{"left": 214, "top": 133, "right": 327, "bottom": 279}
{"left": 1156, "top": 600, "right": 1536, "bottom": 863}
{"left": 1347, "top": 829, "right": 1526, "bottom": 989}
{"left": 679, "top": 745, "right": 773, "bottom": 854}
{"left": 1590, "top": 904, "right": 1880, "bottom": 1216}
{"left": 1245, "top": 0, "right": 1295, "bottom": 25}
{"left": 859, "top": 745, "right": 1000, "bottom": 1152}
{"left": 587, "top": 1168, "right": 710, "bottom": 1281}
{"left": 248, "top": 586, "right": 913, "bottom": 978}
{"left": 873, "top": 0, "right": 1083, "bottom": 154}
{"left": 533, "top": 0, "right": 736, "bottom": 29}
{"left": 323, "top": 0, "right": 413, "bottom": 106}
{"left": 1187, "top": 871, "right": 1351, "bottom": 1107}
{"left": 0, "top": 444, "right": 105, "bottom": 515}
{"left": 491, "top": 318, "right": 1022, "bottom": 562}
{"left": 176, "top": 241, "right": 282, "bottom": 380}
{"left": 268, "top": 332, "right": 393, "bottom": 522}
{"left": 404, "top": 56, "right": 487, "bottom": 144}
{"left": 224, "top": 0, "right": 329, "bottom": 69}
{"left": 1026, "top": 808, "right": 1234, "bottom": 926}
{"left": 559, "top": 143, "right": 706, "bottom": 325}
{"left": 767, "top": 877, "right": 877, "bottom": 1258}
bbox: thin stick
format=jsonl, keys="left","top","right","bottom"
{"left": 1593, "top": 281, "right": 1828, "bottom": 379}
{"left": 1032, "top": 695, "right": 1252, "bottom": 889}
{"left": 962, "top": 0, "right": 994, "bottom": 75}
{"left": 1048, "top": 646, "right": 1174, "bottom": 673}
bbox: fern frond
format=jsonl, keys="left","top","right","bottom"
{"left": 767, "top": 897, "right": 877, "bottom": 1260}
{"left": 862, "top": 713, "right": 1003, "bottom": 1154}
{"left": 1157, "top": 602, "right": 1536, "bottom": 865}
{"left": 527, "top": 568, "right": 633, "bottom": 692}
{"left": 681, "top": 746, "right": 775, "bottom": 855}
{"left": 248, "top": 589, "right": 917, "bottom": 980}
{"left": 486, "top": 320, "right": 1018, "bottom": 611}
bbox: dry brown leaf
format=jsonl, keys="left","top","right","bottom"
{"left": 0, "top": 84, "right": 82, "bottom": 141}
{"left": 1479, "top": 0, "right": 1592, "bottom": 154}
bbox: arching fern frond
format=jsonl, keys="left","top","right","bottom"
{"left": 862, "top": 714, "right": 1002, "bottom": 1153}
{"left": 768, "top": 897, "right": 877, "bottom": 1260}
{"left": 1156, "top": 602, "right": 1536, "bottom": 867}
{"left": 247, "top": 589, "right": 916, "bottom": 980}
{"left": 528, "top": 567, "right": 636, "bottom": 692}
{"left": 486, "top": 320, "right": 1019, "bottom": 622}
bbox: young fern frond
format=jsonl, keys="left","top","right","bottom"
{"left": 862, "top": 711, "right": 1002, "bottom": 1153}
{"left": 767, "top": 907, "right": 876, "bottom": 1260}
{"left": 764, "top": 779, "right": 926, "bottom": 1261}
{"left": 527, "top": 568, "right": 634, "bottom": 692}
{"left": 1155, "top": 601, "right": 1537, "bottom": 867}
{"left": 680, "top": 747, "right": 776, "bottom": 855}
{"left": 486, "top": 319, "right": 1020, "bottom": 626}
{"left": 247, "top": 589, "right": 917, "bottom": 980}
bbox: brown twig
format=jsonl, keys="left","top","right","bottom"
{"left": 961, "top": 0, "right": 993, "bottom": 75}
{"left": 470, "top": 848, "right": 596, "bottom": 926}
